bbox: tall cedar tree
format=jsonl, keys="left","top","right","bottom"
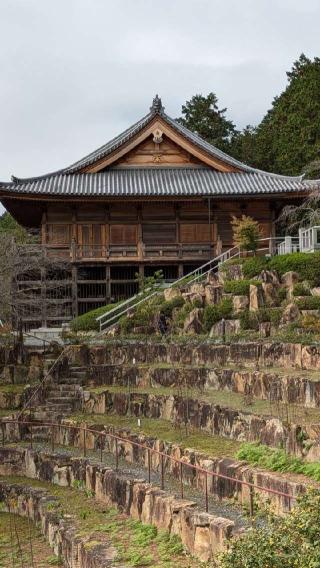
{"left": 251, "top": 54, "right": 320, "bottom": 176}
{"left": 177, "top": 93, "right": 237, "bottom": 153}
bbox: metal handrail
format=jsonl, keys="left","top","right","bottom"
{"left": 97, "top": 244, "right": 241, "bottom": 333}
{"left": 0, "top": 419, "right": 295, "bottom": 513}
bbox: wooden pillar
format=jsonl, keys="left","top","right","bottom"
{"left": 41, "top": 265, "right": 47, "bottom": 327}
{"left": 106, "top": 265, "right": 111, "bottom": 302}
{"left": 41, "top": 210, "right": 47, "bottom": 246}
{"left": 72, "top": 265, "right": 78, "bottom": 318}
{"left": 137, "top": 205, "right": 143, "bottom": 260}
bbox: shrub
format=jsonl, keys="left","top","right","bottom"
{"left": 203, "top": 298, "right": 233, "bottom": 332}
{"left": 219, "top": 487, "right": 320, "bottom": 568}
{"left": 223, "top": 279, "right": 261, "bottom": 295}
{"left": 255, "top": 307, "right": 283, "bottom": 325}
{"left": 172, "top": 301, "right": 194, "bottom": 330}
{"left": 231, "top": 215, "right": 262, "bottom": 252}
{"left": 70, "top": 302, "right": 119, "bottom": 332}
{"left": 292, "top": 282, "right": 311, "bottom": 296}
{"left": 160, "top": 296, "right": 185, "bottom": 318}
{"left": 236, "top": 442, "right": 320, "bottom": 482}
{"left": 269, "top": 252, "right": 320, "bottom": 285}
{"left": 239, "top": 309, "right": 259, "bottom": 331}
{"left": 277, "top": 287, "right": 288, "bottom": 303}
{"left": 241, "top": 256, "right": 270, "bottom": 278}
{"left": 298, "top": 314, "right": 320, "bottom": 333}
{"left": 295, "top": 296, "right": 320, "bottom": 310}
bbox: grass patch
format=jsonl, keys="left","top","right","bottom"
{"left": 0, "top": 476, "right": 197, "bottom": 567}
{"left": 70, "top": 412, "right": 241, "bottom": 458}
{"left": 86, "top": 384, "right": 320, "bottom": 425}
{"left": 237, "top": 443, "right": 320, "bottom": 482}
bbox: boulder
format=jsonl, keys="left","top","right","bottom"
{"left": 209, "top": 319, "right": 241, "bottom": 337}
{"left": 190, "top": 283, "right": 206, "bottom": 296}
{"left": 259, "top": 270, "right": 279, "bottom": 286}
{"left": 164, "top": 287, "right": 182, "bottom": 302}
{"left": 233, "top": 295, "right": 249, "bottom": 314}
{"left": 259, "top": 322, "right": 271, "bottom": 338}
{"left": 249, "top": 284, "right": 264, "bottom": 311}
{"left": 282, "top": 271, "right": 299, "bottom": 289}
{"left": 311, "top": 287, "right": 320, "bottom": 297}
{"left": 204, "top": 285, "right": 222, "bottom": 305}
{"left": 183, "top": 308, "right": 203, "bottom": 334}
{"left": 280, "top": 302, "right": 300, "bottom": 325}
{"left": 206, "top": 271, "right": 221, "bottom": 286}
{"left": 224, "top": 263, "right": 243, "bottom": 281}
{"left": 262, "top": 282, "right": 278, "bottom": 306}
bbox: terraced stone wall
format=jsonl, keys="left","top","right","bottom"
{"left": 0, "top": 446, "right": 234, "bottom": 561}
{"left": 69, "top": 342, "right": 320, "bottom": 371}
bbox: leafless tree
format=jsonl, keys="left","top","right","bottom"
{"left": 0, "top": 235, "right": 72, "bottom": 329}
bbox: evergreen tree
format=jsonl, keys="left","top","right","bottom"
{"left": 0, "top": 212, "right": 27, "bottom": 242}
{"left": 253, "top": 54, "right": 320, "bottom": 176}
{"left": 177, "top": 93, "right": 237, "bottom": 153}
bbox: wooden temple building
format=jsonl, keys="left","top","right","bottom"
{"left": 0, "top": 95, "right": 314, "bottom": 329}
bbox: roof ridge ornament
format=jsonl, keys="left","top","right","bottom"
{"left": 150, "top": 94, "right": 164, "bottom": 114}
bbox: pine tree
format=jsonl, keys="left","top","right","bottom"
{"left": 177, "top": 93, "right": 237, "bottom": 153}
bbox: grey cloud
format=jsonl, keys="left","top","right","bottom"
{"left": 0, "top": 0, "right": 319, "bottom": 214}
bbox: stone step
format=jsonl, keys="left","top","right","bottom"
{"left": 46, "top": 397, "right": 76, "bottom": 405}
{"left": 70, "top": 370, "right": 87, "bottom": 377}
{"left": 58, "top": 377, "right": 85, "bottom": 385}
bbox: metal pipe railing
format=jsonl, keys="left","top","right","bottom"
{"left": 0, "top": 419, "right": 296, "bottom": 515}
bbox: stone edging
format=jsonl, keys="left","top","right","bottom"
{"left": 0, "top": 479, "right": 118, "bottom": 568}
{"left": 0, "top": 446, "right": 234, "bottom": 562}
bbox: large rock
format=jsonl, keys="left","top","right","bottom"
{"left": 164, "top": 287, "right": 182, "bottom": 302}
{"left": 249, "top": 284, "right": 264, "bottom": 311}
{"left": 259, "top": 270, "right": 279, "bottom": 286}
{"left": 262, "top": 282, "right": 278, "bottom": 307}
{"left": 209, "top": 319, "right": 241, "bottom": 337}
{"left": 282, "top": 271, "right": 299, "bottom": 289}
{"left": 206, "top": 271, "right": 221, "bottom": 286}
{"left": 280, "top": 302, "right": 300, "bottom": 325}
{"left": 311, "top": 287, "right": 320, "bottom": 297}
{"left": 233, "top": 295, "right": 249, "bottom": 314}
{"left": 204, "top": 285, "right": 222, "bottom": 305}
{"left": 183, "top": 308, "right": 203, "bottom": 334}
{"left": 223, "top": 263, "right": 243, "bottom": 281}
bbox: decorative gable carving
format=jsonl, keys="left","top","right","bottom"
{"left": 82, "top": 118, "right": 238, "bottom": 173}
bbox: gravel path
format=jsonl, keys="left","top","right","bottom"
{"left": 12, "top": 440, "right": 254, "bottom": 530}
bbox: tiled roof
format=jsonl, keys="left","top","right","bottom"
{"left": 0, "top": 95, "right": 318, "bottom": 198}
{"left": 0, "top": 168, "right": 313, "bottom": 197}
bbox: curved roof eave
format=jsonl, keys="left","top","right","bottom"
{"left": 0, "top": 96, "right": 312, "bottom": 185}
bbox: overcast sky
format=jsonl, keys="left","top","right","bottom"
{"left": 1, "top": 0, "right": 320, "bottom": 214}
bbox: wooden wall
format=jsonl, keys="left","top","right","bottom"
{"left": 43, "top": 199, "right": 273, "bottom": 252}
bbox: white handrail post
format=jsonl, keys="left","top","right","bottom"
{"left": 299, "top": 228, "right": 303, "bottom": 252}
{"left": 284, "top": 236, "right": 292, "bottom": 254}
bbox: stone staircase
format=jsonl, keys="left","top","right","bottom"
{"left": 32, "top": 360, "right": 86, "bottom": 423}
